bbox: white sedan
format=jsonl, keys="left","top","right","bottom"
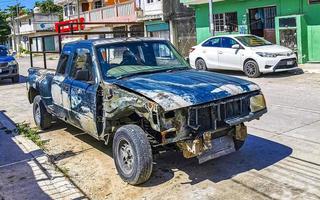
{"left": 189, "top": 34, "right": 298, "bottom": 78}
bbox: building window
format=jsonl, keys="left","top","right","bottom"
{"left": 213, "top": 12, "right": 238, "bottom": 32}
{"left": 94, "top": 0, "right": 102, "bottom": 9}
{"left": 28, "top": 19, "right": 31, "bottom": 25}
{"left": 69, "top": 4, "right": 75, "bottom": 15}
{"left": 64, "top": 5, "right": 68, "bottom": 16}
{"left": 64, "top": 4, "right": 75, "bottom": 16}
{"left": 309, "top": 0, "right": 320, "bottom": 4}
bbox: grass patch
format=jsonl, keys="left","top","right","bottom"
{"left": 16, "top": 123, "right": 47, "bottom": 149}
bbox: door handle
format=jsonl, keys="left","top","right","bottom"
{"left": 218, "top": 51, "right": 223, "bottom": 54}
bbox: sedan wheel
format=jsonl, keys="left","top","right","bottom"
{"left": 244, "top": 60, "right": 261, "bottom": 78}
{"left": 195, "top": 58, "right": 207, "bottom": 70}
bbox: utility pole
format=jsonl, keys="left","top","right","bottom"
{"left": 10, "top": 11, "right": 17, "bottom": 52}
{"left": 208, "top": 0, "right": 214, "bottom": 36}
{"left": 15, "top": 0, "right": 21, "bottom": 54}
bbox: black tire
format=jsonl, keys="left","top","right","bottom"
{"left": 12, "top": 75, "right": 19, "bottom": 83}
{"left": 195, "top": 58, "right": 208, "bottom": 70}
{"left": 243, "top": 60, "right": 261, "bottom": 78}
{"left": 113, "top": 125, "right": 153, "bottom": 185}
{"left": 33, "top": 95, "right": 52, "bottom": 130}
{"left": 234, "top": 139, "right": 245, "bottom": 151}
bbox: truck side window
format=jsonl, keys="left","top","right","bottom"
{"left": 56, "top": 53, "right": 69, "bottom": 75}
{"left": 71, "top": 48, "right": 94, "bottom": 81}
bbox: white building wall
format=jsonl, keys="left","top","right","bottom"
{"left": 140, "top": 0, "right": 163, "bottom": 19}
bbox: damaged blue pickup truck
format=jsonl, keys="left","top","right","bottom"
{"left": 27, "top": 38, "right": 267, "bottom": 185}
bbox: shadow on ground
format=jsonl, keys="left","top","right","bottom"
{"left": 0, "top": 111, "right": 51, "bottom": 199}
{"left": 144, "top": 134, "right": 292, "bottom": 186}
{"left": 43, "top": 121, "right": 292, "bottom": 187}
{"left": 209, "top": 68, "right": 304, "bottom": 79}
{"left": 0, "top": 75, "right": 27, "bottom": 86}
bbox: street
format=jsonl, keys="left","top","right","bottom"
{"left": 1, "top": 56, "right": 320, "bottom": 200}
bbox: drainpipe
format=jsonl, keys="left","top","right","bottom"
{"left": 208, "top": 0, "right": 214, "bottom": 36}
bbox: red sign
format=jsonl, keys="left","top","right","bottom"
{"left": 55, "top": 18, "right": 85, "bottom": 33}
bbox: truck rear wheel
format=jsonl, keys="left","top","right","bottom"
{"left": 113, "top": 125, "right": 153, "bottom": 185}
{"left": 33, "top": 95, "right": 52, "bottom": 130}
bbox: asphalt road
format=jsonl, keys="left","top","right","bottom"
{"left": 0, "top": 56, "right": 320, "bottom": 200}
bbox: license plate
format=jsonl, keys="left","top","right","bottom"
{"left": 287, "top": 60, "right": 294, "bottom": 65}
{"left": 197, "top": 135, "right": 236, "bottom": 164}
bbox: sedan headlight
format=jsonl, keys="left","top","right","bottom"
{"left": 250, "top": 94, "right": 266, "bottom": 113}
{"left": 256, "top": 52, "right": 278, "bottom": 58}
{"left": 8, "top": 60, "right": 18, "bottom": 66}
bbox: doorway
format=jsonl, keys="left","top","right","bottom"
{"left": 249, "top": 6, "right": 276, "bottom": 43}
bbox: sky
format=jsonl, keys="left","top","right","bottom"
{"left": 0, "top": 0, "right": 42, "bottom": 10}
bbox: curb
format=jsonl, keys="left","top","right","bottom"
{"left": 0, "top": 112, "right": 88, "bottom": 199}
{"left": 14, "top": 135, "right": 88, "bottom": 199}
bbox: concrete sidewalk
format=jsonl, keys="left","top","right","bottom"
{"left": 300, "top": 63, "right": 320, "bottom": 73}
{"left": 0, "top": 112, "right": 86, "bottom": 200}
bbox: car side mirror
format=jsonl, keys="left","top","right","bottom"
{"left": 74, "top": 69, "right": 90, "bottom": 81}
{"left": 11, "top": 51, "right": 17, "bottom": 57}
{"left": 232, "top": 44, "right": 241, "bottom": 49}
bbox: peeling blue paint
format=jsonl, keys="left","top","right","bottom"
{"left": 115, "top": 69, "right": 260, "bottom": 111}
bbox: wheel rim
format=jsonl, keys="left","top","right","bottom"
{"left": 35, "top": 104, "right": 41, "bottom": 126}
{"left": 245, "top": 62, "right": 257, "bottom": 76}
{"left": 196, "top": 60, "right": 206, "bottom": 70}
{"left": 118, "top": 139, "right": 134, "bottom": 175}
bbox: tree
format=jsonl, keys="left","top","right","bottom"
{"left": 35, "top": 0, "right": 63, "bottom": 14}
{"left": 0, "top": 10, "right": 11, "bottom": 44}
{"left": 5, "top": 5, "right": 28, "bottom": 18}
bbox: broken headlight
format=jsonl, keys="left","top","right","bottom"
{"left": 250, "top": 94, "right": 266, "bottom": 113}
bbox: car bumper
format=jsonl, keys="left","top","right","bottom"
{"left": 258, "top": 56, "right": 298, "bottom": 73}
{"left": 0, "top": 66, "right": 19, "bottom": 79}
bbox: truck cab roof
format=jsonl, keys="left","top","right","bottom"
{"left": 65, "top": 37, "right": 167, "bottom": 47}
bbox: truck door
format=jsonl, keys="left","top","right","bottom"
{"left": 69, "top": 47, "right": 98, "bottom": 136}
{"left": 51, "top": 51, "right": 72, "bottom": 119}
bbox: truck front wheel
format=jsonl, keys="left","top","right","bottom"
{"left": 33, "top": 95, "right": 52, "bottom": 130}
{"left": 113, "top": 125, "right": 153, "bottom": 185}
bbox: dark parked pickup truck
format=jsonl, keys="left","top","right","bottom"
{"left": 26, "top": 38, "right": 267, "bottom": 185}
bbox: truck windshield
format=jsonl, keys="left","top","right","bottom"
{"left": 235, "top": 35, "right": 273, "bottom": 47}
{"left": 0, "top": 47, "right": 8, "bottom": 56}
{"left": 96, "top": 41, "right": 189, "bottom": 79}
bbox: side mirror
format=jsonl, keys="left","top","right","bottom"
{"left": 11, "top": 51, "right": 17, "bottom": 57}
{"left": 232, "top": 44, "right": 241, "bottom": 49}
{"left": 74, "top": 69, "right": 90, "bottom": 81}
{"left": 185, "top": 57, "right": 190, "bottom": 63}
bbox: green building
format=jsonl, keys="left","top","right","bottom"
{"left": 181, "top": 0, "right": 320, "bottom": 63}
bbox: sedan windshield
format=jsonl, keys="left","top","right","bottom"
{"left": 96, "top": 41, "right": 189, "bottom": 79}
{"left": 236, "top": 35, "right": 273, "bottom": 47}
{"left": 0, "top": 47, "right": 8, "bottom": 56}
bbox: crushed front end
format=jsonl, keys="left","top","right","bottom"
{"left": 158, "top": 91, "right": 267, "bottom": 163}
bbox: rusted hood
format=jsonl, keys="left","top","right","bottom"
{"left": 114, "top": 70, "right": 260, "bottom": 111}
